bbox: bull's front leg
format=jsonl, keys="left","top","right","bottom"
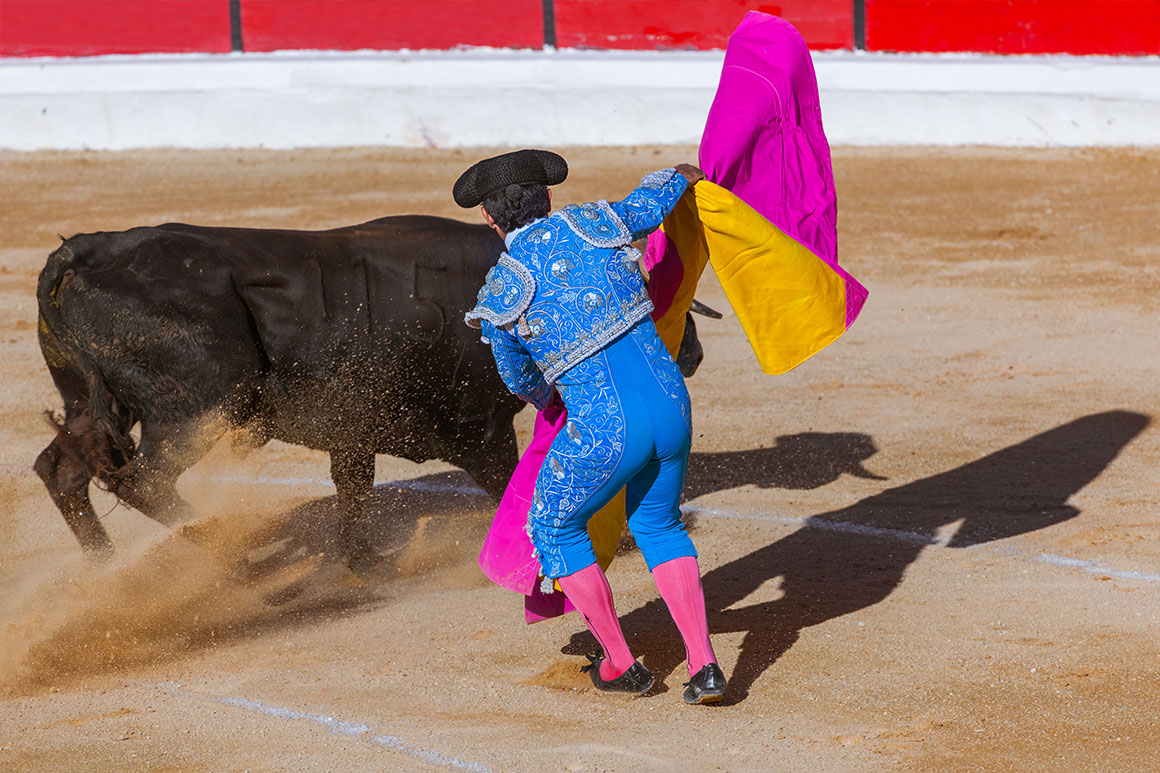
{"left": 109, "top": 420, "right": 216, "bottom": 528}
{"left": 447, "top": 414, "right": 519, "bottom": 503}
{"left": 329, "top": 447, "right": 379, "bottom": 573}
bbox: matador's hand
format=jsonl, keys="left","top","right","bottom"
{"left": 674, "top": 163, "right": 707, "bottom": 184}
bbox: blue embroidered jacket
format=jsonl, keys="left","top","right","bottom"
{"left": 464, "top": 168, "right": 689, "bottom": 409}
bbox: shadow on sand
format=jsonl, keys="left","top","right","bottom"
{"left": 233, "top": 471, "right": 496, "bottom": 600}
{"left": 684, "top": 431, "right": 886, "bottom": 501}
{"left": 249, "top": 429, "right": 890, "bottom": 580}
{"left": 216, "top": 410, "right": 1148, "bottom": 702}
{"left": 564, "top": 410, "right": 1150, "bottom": 703}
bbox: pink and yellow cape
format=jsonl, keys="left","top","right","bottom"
{"left": 477, "top": 12, "right": 868, "bottom": 621}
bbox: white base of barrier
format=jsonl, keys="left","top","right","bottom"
{"left": 1, "top": 49, "right": 1158, "bottom": 150}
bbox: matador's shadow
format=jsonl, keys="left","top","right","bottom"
{"left": 684, "top": 431, "right": 887, "bottom": 501}
{"left": 565, "top": 410, "right": 1150, "bottom": 702}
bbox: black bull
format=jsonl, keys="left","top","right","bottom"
{"left": 34, "top": 216, "right": 707, "bottom": 570}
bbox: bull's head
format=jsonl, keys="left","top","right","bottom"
{"left": 675, "top": 299, "right": 722, "bottom": 378}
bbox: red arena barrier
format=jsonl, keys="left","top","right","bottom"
{"left": 553, "top": 0, "right": 853, "bottom": 50}
{"left": 2, "top": 0, "right": 1156, "bottom": 58}
{"left": 865, "top": 0, "right": 1160, "bottom": 55}
{"left": 239, "top": 0, "right": 545, "bottom": 52}
{"left": 0, "top": 0, "right": 232, "bottom": 57}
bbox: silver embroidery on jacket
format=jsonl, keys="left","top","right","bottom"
{"left": 639, "top": 167, "right": 678, "bottom": 189}
{"left": 560, "top": 200, "right": 632, "bottom": 248}
{"left": 463, "top": 253, "right": 537, "bottom": 329}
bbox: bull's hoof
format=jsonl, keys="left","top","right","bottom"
{"left": 343, "top": 543, "right": 385, "bottom": 577}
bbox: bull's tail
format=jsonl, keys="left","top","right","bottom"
{"left": 37, "top": 240, "right": 136, "bottom": 480}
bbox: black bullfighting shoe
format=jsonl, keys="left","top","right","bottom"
{"left": 682, "top": 663, "right": 727, "bottom": 704}
{"left": 581, "top": 652, "right": 654, "bottom": 696}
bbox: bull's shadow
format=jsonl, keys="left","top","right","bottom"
{"left": 566, "top": 410, "right": 1150, "bottom": 702}
{"left": 239, "top": 471, "right": 496, "bottom": 591}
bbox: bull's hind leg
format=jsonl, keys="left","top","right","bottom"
{"left": 34, "top": 436, "right": 113, "bottom": 557}
{"left": 329, "top": 448, "right": 379, "bottom": 573}
{"left": 110, "top": 419, "right": 224, "bottom": 527}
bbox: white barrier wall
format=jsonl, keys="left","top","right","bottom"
{"left": 1, "top": 49, "right": 1158, "bottom": 150}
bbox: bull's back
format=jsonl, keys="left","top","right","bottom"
{"left": 214, "top": 216, "right": 498, "bottom": 372}
{"left": 170, "top": 217, "right": 510, "bottom": 454}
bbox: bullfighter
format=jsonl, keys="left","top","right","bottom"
{"left": 456, "top": 149, "right": 726, "bottom": 704}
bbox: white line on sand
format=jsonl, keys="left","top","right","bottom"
{"left": 158, "top": 682, "right": 492, "bottom": 772}
{"left": 205, "top": 474, "right": 1160, "bottom": 585}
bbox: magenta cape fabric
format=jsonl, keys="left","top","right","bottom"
{"left": 477, "top": 11, "right": 858, "bottom": 622}
{"left": 476, "top": 395, "right": 576, "bottom": 621}
{"left": 645, "top": 11, "right": 867, "bottom": 328}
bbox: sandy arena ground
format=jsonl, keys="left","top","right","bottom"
{"left": 0, "top": 146, "right": 1158, "bottom": 771}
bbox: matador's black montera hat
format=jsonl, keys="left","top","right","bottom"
{"left": 453, "top": 149, "right": 568, "bottom": 208}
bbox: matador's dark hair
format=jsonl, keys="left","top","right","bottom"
{"left": 480, "top": 183, "right": 551, "bottom": 233}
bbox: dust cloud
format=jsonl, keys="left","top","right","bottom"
{"left": 0, "top": 505, "right": 307, "bottom": 695}
{"left": 0, "top": 447, "right": 492, "bottom": 697}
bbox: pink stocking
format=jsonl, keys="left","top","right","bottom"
{"left": 557, "top": 563, "right": 635, "bottom": 680}
{"left": 652, "top": 556, "right": 717, "bottom": 675}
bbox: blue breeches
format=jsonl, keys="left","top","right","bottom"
{"left": 528, "top": 320, "right": 696, "bottom": 579}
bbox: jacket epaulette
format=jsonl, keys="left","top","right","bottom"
{"left": 464, "top": 253, "right": 537, "bottom": 329}
{"left": 559, "top": 201, "right": 633, "bottom": 248}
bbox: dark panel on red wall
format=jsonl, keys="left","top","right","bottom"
{"left": 240, "top": 0, "right": 544, "bottom": 52}
{"left": 554, "top": 1, "right": 853, "bottom": 51}
{"left": 866, "top": 0, "right": 1160, "bottom": 55}
{"left": 0, "top": 0, "right": 232, "bottom": 57}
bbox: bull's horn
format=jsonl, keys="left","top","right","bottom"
{"left": 689, "top": 299, "right": 723, "bottom": 319}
